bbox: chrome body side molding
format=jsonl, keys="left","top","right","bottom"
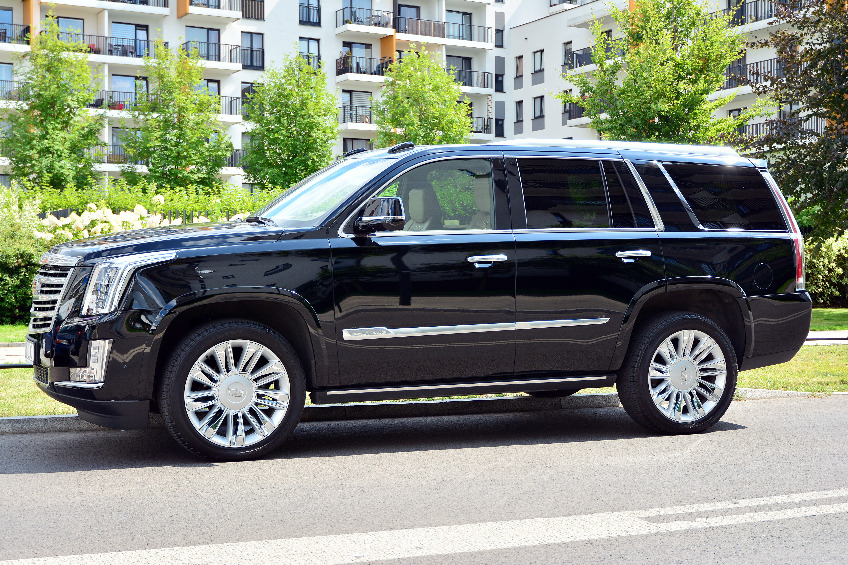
{"left": 343, "top": 318, "right": 611, "bottom": 341}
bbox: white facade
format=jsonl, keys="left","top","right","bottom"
{"left": 0, "top": 0, "right": 791, "bottom": 186}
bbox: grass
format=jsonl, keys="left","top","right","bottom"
{"left": 0, "top": 324, "right": 28, "bottom": 343}
{"left": 1, "top": 346, "right": 845, "bottom": 418}
{"left": 810, "top": 308, "right": 848, "bottom": 331}
{"left": 0, "top": 368, "right": 75, "bottom": 417}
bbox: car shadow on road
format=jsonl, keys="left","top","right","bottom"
{"left": 0, "top": 406, "right": 745, "bottom": 474}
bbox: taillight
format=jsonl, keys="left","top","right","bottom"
{"left": 763, "top": 170, "right": 805, "bottom": 291}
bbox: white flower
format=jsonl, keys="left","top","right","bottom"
{"left": 81, "top": 229, "right": 89, "bottom": 239}
{"left": 73, "top": 218, "right": 85, "bottom": 231}
{"left": 43, "top": 215, "right": 60, "bottom": 227}
{"left": 87, "top": 203, "right": 97, "bottom": 211}
{"left": 196, "top": 216, "right": 210, "bottom": 223}
{"left": 171, "top": 217, "right": 183, "bottom": 225}
{"left": 133, "top": 204, "right": 147, "bottom": 216}
{"left": 152, "top": 195, "right": 165, "bottom": 205}
{"left": 146, "top": 214, "right": 162, "bottom": 228}
{"left": 57, "top": 229, "right": 73, "bottom": 239}
{"left": 231, "top": 213, "right": 246, "bottom": 222}
{"left": 33, "top": 231, "right": 54, "bottom": 241}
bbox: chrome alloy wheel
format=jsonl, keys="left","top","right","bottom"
{"left": 647, "top": 329, "right": 727, "bottom": 423}
{"left": 183, "top": 339, "right": 291, "bottom": 449}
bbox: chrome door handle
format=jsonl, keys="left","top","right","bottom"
{"left": 467, "top": 254, "right": 508, "bottom": 268}
{"left": 616, "top": 250, "right": 652, "bottom": 263}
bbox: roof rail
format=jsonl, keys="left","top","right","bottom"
{"left": 387, "top": 141, "right": 415, "bottom": 154}
{"left": 487, "top": 138, "right": 739, "bottom": 157}
{"left": 343, "top": 148, "right": 369, "bottom": 158}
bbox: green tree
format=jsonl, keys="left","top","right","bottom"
{"left": 558, "top": 0, "right": 766, "bottom": 143}
{"left": 121, "top": 41, "right": 231, "bottom": 192}
{"left": 241, "top": 53, "right": 338, "bottom": 190}
{"left": 744, "top": 0, "right": 847, "bottom": 238}
{"left": 0, "top": 15, "right": 103, "bottom": 190}
{"left": 373, "top": 47, "right": 471, "bottom": 147}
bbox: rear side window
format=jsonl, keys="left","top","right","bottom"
{"left": 518, "top": 158, "right": 653, "bottom": 229}
{"left": 633, "top": 161, "right": 697, "bottom": 232}
{"left": 662, "top": 163, "right": 786, "bottom": 231}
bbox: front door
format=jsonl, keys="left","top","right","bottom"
{"left": 331, "top": 156, "right": 516, "bottom": 386}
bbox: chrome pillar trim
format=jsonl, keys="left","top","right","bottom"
{"left": 624, "top": 159, "right": 665, "bottom": 232}
{"left": 343, "top": 318, "right": 611, "bottom": 340}
{"left": 515, "top": 318, "right": 610, "bottom": 330}
{"left": 654, "top": 161, "right": 706, "bottom": 230}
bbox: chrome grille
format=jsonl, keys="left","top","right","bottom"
{"left": 28, "top": 253, "right": 79, "bottom": 334}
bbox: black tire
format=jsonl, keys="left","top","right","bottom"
{"left": 617, "top": 312, "right": 738, "bottom": 434}
{"left": 158, "top": 319, "right": 306, "bottom": 461}
{"left": 526, "top": 389, "right": 578, "bottom": 398}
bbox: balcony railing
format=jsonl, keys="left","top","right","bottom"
{"left": 182, "top": 41, "right": 241, "bottom": 63}
{"left": 471, "top": 117, "right": 492, "bottom": 134}
{"left": 242, "top": 0, "right": 264, "bottom": 20}
{"left": 0, "top": 23, "right": 30, "bottom": 45}
{"left": 241, "top": 48, "right": 264, "bottom": 70}
{"left": 564, "top": 102, "right": 585, "bottom": 120}
{"left": 104, "top": 0, "right": 169, "bottom": 7}
{"left": 58, "top": 33, "right": 165, "bottom": 58}
{"left": 563, "top": 46, "right": 594, "bottom": 70}
{"left": 335, "top": 7, "right": 393, "bottom": 28}
{"left": 336, "top": 55, "right": 393, "bottom": 76}
{"left": 0, "top": 80, "right": 25, "bottom": 101}
{"left": 189, "top": 0, "right": 241, "bottom": 10}
{"left": 448, "top": 69, "right": 492, "bottom": 89}
{"left": 714, "top": 0, "right": 777, "bottom": 25}
{"left": 221, "top": 95, "right": 241, "bottom": 115}
{"left": 741, "top": 115, "right": 826, "bottom": 138}
{"left": 89, "top": 90, "right": 149, "bottom": 110}
{"left": 340, "top": 105, "right": 373, "bottom": 124}
{"left": 227, "top": 149, "right": 246, "bottom": 168}
{"left": 396, "top": 17, "right": 492, "bottom": 43}
{"left": 723, "top": 57, "right": 782, "bottom": 89}
{"left": 299, "top": 3, "right": 320, "bottom": 25}
{"left": 300, "top": 53, "right": 321, "bottom": 69}
{"left": 94, "top": 145, "right": 147, "bottom": 165}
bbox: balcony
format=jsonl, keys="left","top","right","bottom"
{"left": 58, "top": 33, "right": 165, "bottom": 59}
{"left": 714, "top": 0, "right": 778, "bottom": 26}
{"left": 89, "top": 90, "right": 149, "bottom": 110}
{"left": 221, "top": 95, "right": 241, "bottom": 116}
{"left": 300, "top": 53, "right": 322, "bottom": 70}
{"left": 182, "top": 0, "right": 242, "bottom": 23}
{"left": 242, "top": 0, "right": 263, "bottom": 20}
{"left": 340, "top": 105, "right": 373, "bottom": 124}
{"left": 396, "top": 17, "right": 492, "bottom": 45}
{"left": 563, "top": 102, "right": 585, "bottom": 121}
{"left": 0, "top": 80, "right": 24, "bottom": 101}
{"left": 562, "top": 46, "right": 595, "bottom": 71}
{"left": 448, "top": 69, "right": 493, "bottom": 90}
{"left": 94, "top": 145, "right": 146, "bottom": 166}
{"left": 335, "top": 7, "right": 393, "bottom": 28}
{"left": 107, "top": 0, "right": 169, "bottom": 6}
{"left": 226, "top": 149, "right": 246, "bottom": 168}
{"left": 0, "top": 24, "right": 31, "bottom": 46}
{"left": 241, "top": 47, "right": 264, "bottom": 70}
{"left": 741, "top": 115, "right": 826, "bottom": 138}
{"left": 336, "top": 55, "right": 392, "bottom": 76}
{"left": 723, "top": 57, "right": 781, "bottom": 89}
{"left": 299, "top": 3, "right": 320, "bottom": 25}
{"left": 471, "top": 117, "right": 492, "bottom": 134}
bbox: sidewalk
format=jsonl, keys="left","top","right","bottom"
{"left": 2, "top": 331, "right": 847, "bottom": 364}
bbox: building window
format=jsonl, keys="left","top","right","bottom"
{"left": 563, "top": 41, "right": 572, "bottom": 65}
{"left": 495, "top": 73, "right": 504, "bottom": 93}
{"left": 112, "top": 23, "right": 149, "bottom": 57}
{"left": 241, "top": 81, "right": 254, "bottom": 116}
{"left": 343, "top": 138, "right": 373, "bottom": 154}
{"left": 515, "top": 100, "right": 523, "bottom": 122}
{"left": 446, "top": 10, "right": 472, "bottom": 41}
{"left": 495, "top": 29, "right": 503, "bottom": 48}
{"left": 0, "top": 63, "right": 13, "bottom": 92}
{"left": 57, "top": 17, "right": 84, "bottom": 36}
{"left": 186, "top": 27, "right": 221, "bottom": 61}
{"left": 447, "top": 55, "right": 472, "bottom": 87}
{"left": 495, "top": 118, "right": 505, "bottom": 138}
{"left": 299, "top": 37, "right": 321, "bottom": 68}
{"left": 242, "top": 32, "right": 264, "bottom": 70}
{"left": 515, "top": 55, "right": 523, "bottom": 77}
{"left": 201, "top": 78, "right": 220, "bottom": 95}
{"left": 533, "top": 96, "right": 544, "bottom": 119}
{"left": 533, "top": 50, "right": 544, "bottom": 73}
{"left": 299, "top": 0, "right": 320, "bottom": 26}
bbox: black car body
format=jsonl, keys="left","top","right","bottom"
{"left": 26, "top": 140, "right": 811, "bottom": 459}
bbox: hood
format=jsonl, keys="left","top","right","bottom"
{"left": 49, "top": 221, "right": 291, "bottom": 262}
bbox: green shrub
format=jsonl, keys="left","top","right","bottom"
{"left": 805, "top": 232, "right": 848, "bottom": 306}
{"left": 0, "top": 187, "right": 48, "bottom": 324}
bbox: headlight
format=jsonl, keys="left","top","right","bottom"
{"left": 80, "top": 251, "right": 176, "bottom": 316}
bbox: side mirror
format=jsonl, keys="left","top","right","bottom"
{"left": 354, "top": 197, "right": 405, "bottom": 233}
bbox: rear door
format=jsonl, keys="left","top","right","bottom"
{"left": 508, "top": 153, "right": 665, "bottom": 375}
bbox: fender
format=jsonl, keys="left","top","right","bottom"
{"left": 139, "top": 286, "right": 331, "bottom": 396}
{"left": 608, "top": 277, "right": 754, "bottom": 372}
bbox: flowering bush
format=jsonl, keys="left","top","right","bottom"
{"left": 0, "top": 188, "right": 43, "bottom": 323}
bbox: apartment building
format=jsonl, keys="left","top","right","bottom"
{"left": 0, "top": 0, "right": 799, "bottom": 187}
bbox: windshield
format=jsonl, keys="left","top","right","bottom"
{"left": 255, "top": 157, "right": 396, "bottom": 228}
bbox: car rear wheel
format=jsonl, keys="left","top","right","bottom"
{"left": 617, "top": 312, "right": 737, "bottom": 434}
{"left": 158, "top": 319, "right": 306, "bottom": 460}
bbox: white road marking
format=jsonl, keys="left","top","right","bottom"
{"left": 5, "top": 488, "right": 848, "bottom": 565}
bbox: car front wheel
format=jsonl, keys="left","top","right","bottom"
{"left": 617, "top": 312, "right": 738, "bottom": 434}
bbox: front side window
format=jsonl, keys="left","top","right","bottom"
{"left": 373, "top": 159, "right": 495, "bottom": 232}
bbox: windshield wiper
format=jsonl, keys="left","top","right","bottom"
{"left": 243, "top": 216, "right": 277, "bottom": 226}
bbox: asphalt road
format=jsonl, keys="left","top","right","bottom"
{"left": 1, "top": 395, "right": 847, "bottom": 564}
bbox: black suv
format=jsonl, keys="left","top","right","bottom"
{"left": 26, "top": 140, "right": 811, "bottom": 460}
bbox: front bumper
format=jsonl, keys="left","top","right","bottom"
{"left": 36, "top": 379, "right": 149, "bottom": 430}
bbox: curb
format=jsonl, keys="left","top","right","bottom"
{"left": 0, "top": 388, "right": 828, "bottom": 435}
{"left": 0, "top": 394, "right": 621, "bottom": 435}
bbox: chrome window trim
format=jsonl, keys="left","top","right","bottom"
{"left": 343, "top": 317, "right": 610, "bottom": 341}
{"left": 654, "top": 161, "right": 707, "bottom": 230}
{"left": 623, "top": 159, "right": 664, "bottom": 231}
{"left": 511, "top": 228, "right": 656, "bottom": 235}
{"left": 337, "top": 154, "right": 504, "bottom": 239}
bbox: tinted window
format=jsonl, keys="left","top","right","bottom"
{"left": 378, "top": 159, "right": 494, "bottom": 231}
{"left": 518, "top": 159, "right": 608, "bottom": 229}
{"left": 633, "top": 161, "right": 698, "bottom": 232}
{"left": 663, "top": 163, "right": 786, "bottom": 230}
{"left": 603, "top": 161, "right": 654, "bottom": 228}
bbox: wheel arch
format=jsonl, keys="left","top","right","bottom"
{"left": 144, "top": 290, "right": 328, "bottom": 405}
{"left": 610, "top": 281, "right": 752, "bottom": 373}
